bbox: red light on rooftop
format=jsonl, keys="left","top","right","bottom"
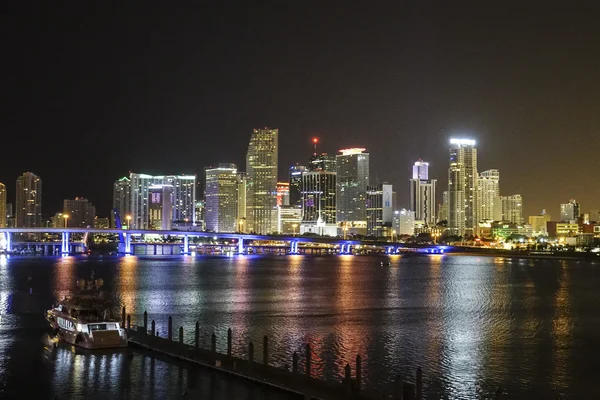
{"left": 312, "top": 137, "right": 319, "bottom": 144}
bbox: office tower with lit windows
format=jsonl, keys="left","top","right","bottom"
{"left": 367, "top": 184, "right": 393, "bottom": 237}
{"left": 276, "top": 182, "right": 290, "bottom": 206}
{"left": 336, "top": 148, "right": 369, "bottom": 225}
{"left": 0, "top": 183, "right": 6, "bottom": 228}
{"left": 560, "top": 199, "right": 580, "bottom": 222}
{"left": 236, "top": 172, "right": 247, "bottom": 232}
{"left": 308, "top": 153, "right": 336, "bottom": 172}
{"left": 529, "top": 210, "right": 551, "bottom": 236}
{"left": 412, "top": 159, "right": 429, "bottom": 180}
{"left": 501, "top": 194, "right": 523, "bottom": 224}
{"left": 147, "top": 185, "right": 173, "bottom": 230}
{"left": 448, "top": 139, "right": 477, "bottom": 236}
{"left": 16, "top": 172, "right": 42, "bottom": 228}
{"left": 63, "top": 197, "right": 96, "bottom": 228}
{"left": 477, "top": 169, "right": 501, "bottom": 221}
{"left": 246, "top": 127, "right": 278, "bottom": 234}
{"left": 128, "top": 173, "right": 196, "bottom": 229}
{"left": 112, "top": 176, "right": 131, "bottom": 226}
{"left": 205, "top": 164, "right": 240, "bottom": 233}
{"left": 300, "top": 170, "right": 337, "bottom": 236}
{"left": 393, "top": 209, "right": 416, "bottom": 236}
{"left": 288, "top": 165, "right": 306, "bottom": 208}
{"left": 409, "top": 160, "right": 437, "bottom": 226}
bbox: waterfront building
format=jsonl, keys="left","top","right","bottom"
{"left": 276, "top": 182, "right": 290, "bottom": 206}
{"left": 205, "top": 164, "right": 239, "bottom": 233}
{"left": 194, "top": 200, "right": 205, "bottom": 231}
{"left": 447, "top": 139, "right": 477, "bottom": 237}
{"left": 560, "top": 199, "right": 580, "bottom": 222}
{"left": 51, "top": 213, "right": 67, "bottom": 228}
{"left": 237, "top": 173, "right": 247, "bottom": 233}
{"left": 477, "top": 169, "right": 501, "bottom": 221}
{"left": 277, "top": 206, "right": 302, "bottom": 234}
{"left": 366, "top": 184, "right": 393, "bottom": 238}
{"left": 94, "top": 217, "right": 110, "bottom": 229}
{"left": 529, "top": 210, "right": 551, "bottom": 236}
{"left": 546, "top": 221, "right": 579, "bottom": 238}
{"left": 438, "top": 191, "right": 449, "bottom": 223}
{"left": 336, "top": 148, "right": 369, "bottom": 229}
{"left": 148, "top": 185, "right": 173, "bottom": 230}
{"left": 112, "top": 177, "right": 131, "bottom": 226}
{"left": 0, "top": 183, "right": 6, "bottom": 228}
{"left": 300, "top": 170, "right": 337, "bottom": 236}
{"left": 393, "top": 209, "right": 415, "bottom": 236}
{"left": 16, "top": 172, "right": 42, "bottom": 228}
{"left": 500, "top": 195, "right": 523, "bottom": 224}
{"left": 409, "top": 160, "right": 437, "bottom": 226}
{"left": 246, "top": 127, "right": 278, "bottom": 234}
{"left": 288, "top": 165, "right": 306, "bottom": 208}
{"left": 63, "top": 197, "right": 96, "bottom": 228}
{"left": 128, "top": 173, "right": 196, "bottom": 229}
{"left": 5, "top": 203, "right": 15, "bottom": 228}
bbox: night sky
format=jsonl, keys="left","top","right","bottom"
{"left": 1, "top": 3, "right": 599, "bottom": 218}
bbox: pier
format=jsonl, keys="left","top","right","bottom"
{"left": 124, "top": 308, "right": 425, "bottom": 400}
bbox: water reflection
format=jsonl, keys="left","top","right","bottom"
{"left": 0, "top": 255, "right": 598, "bottom": 398}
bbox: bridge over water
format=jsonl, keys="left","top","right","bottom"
{"left": 0, "top": 227, "right": 448, "bottom": 256}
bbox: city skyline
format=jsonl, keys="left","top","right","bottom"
{"left": 1, "top": 4, "right": 599, "bottom": 218}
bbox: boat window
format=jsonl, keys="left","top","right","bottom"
{"left": 88, "top": 324, "right": 107, "bottom": 331}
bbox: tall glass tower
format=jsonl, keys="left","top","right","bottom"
{"left": 205, "top": 164, "right": 239, "bottom": 233}
{"left": 336, "top": 148, "right": 369, "bottom": 224}
{"left": 246, "top": 127, "right": 278, "bottom": 234}
{"left": 448, "top": 139, "right": 477, "bottom": 237}
{"left": 16, "top": 172, "right": 42, "bottom": 228}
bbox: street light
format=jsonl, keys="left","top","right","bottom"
{"left": 63, "top": 214, "right": 69, "bottom": 228}
{"left": 126, "top": 215, "right": 132, "bottom": 229}
{"left": 291, "top": 224, "right": 298, "bottom": 237}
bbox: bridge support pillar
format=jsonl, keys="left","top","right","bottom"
{"left": 238, "top": 237, "right": 244, "bottom": 254}
{"left": 183, "top": 235, "right": 189, "bottom": 254}
{"left": 2, "top": 232, "right": 10, "bottom": 252}
{"left": 124, "top": 233, "right": 131, "bottom": 254}
{"left": 347, "top": 245, "right": 352, "bottom": 255}
{"left": 61, "top": 232, "right": 70, "bottom": 254}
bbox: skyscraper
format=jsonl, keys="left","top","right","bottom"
{"left": 366, "top": 184, "right": 393, "bottom": 237}
{"left": 448, "top": 139, "right": 477, "bottom": 237}
{"left": 336, "top": 148, "right": 369, "bottom": 226}
{"left": 560, "top": 199, "right": 580, "bottom": 222}
{"left": 237, "top": 172, "right": 247, "bottom": 233}
{"left": 477, "top": 169, "right": 501, "bottom": 221}
{"left": 412, "top": 159, "right": 429, "bottom": 180}
{"left": 288, "top": 165, "right": 306, "bottom": 208}
{"left": 501, "top": 194, "right": 524, "bottom": 224}
{"left": 205, "top": 164, "right": 239, "bottom": 233}
{"left": 409, "top": 160, "right": 437, "bottom": 226}
{"left": 0, "top": 183, "right": 6, "bottom": 228}
{"left": 129, "top": 173, "right": 196, "bottom": 229}
{"left": 276, "top": 182, "right": 290, "bottom": 206}
{"left": 148, "top": 185, "right": 173, "bottom": 230}
{"left": 300, "top": 170, "right": 337, "bottom": 236}
{"left": 16, "top": 172, "right": 42, "bottom": 228}
{"left": 246, "top": 127, "right": 278, "bottom": 234}
{"left": 63, "top": 197, "right": 96, "bottom": 228}
{"left": 308, "top": 153, "right": 336, "bottom": 172}
{"left": 112, "top": 176, "right": 131, "bottom": 226}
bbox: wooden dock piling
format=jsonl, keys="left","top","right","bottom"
{"left": 227, "top": 328, "right": 232, "bottom": 357}
{"left": 263, "top": 335, "right": 269, "bottom": 366}
{"left": 168, "top": 316, "right": 173, "bottom": 341}
{"left": 179, "top": 326, "right": 183, "bottom": 343}
{"left": 195, "top": 322, "right": 199, "bottom": 349}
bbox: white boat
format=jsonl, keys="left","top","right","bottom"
{"left": 46, "top": 275, "right": 127, "bottom": 349}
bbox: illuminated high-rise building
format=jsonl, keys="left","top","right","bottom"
{"left": 112, "top": 176, "right": 131, "bottom": 227}
{"left": 148, "top": 185, "right": 173, "bottom": 230}
{"left": 300, "top": 170, "right": 337, "bottom": 236}
{"left": 501, "top": 194, "right": 523, "bottom": 224}
{"left": 129, "top": 173, "right": 196, "bottom": 229}
{"left": 308, "top": 153, "right": 336, "bottom": 172}
{"left": 237, "top": 173, "right": 247, "bottom": 233}
{"left": 289, "top": 165, "right": 306, "bottom": 208}
{"left": 560, "top": 199, "right": 580, "bottom": 222}
{"left": 16, "top": 172, "right": 42, "bottom": 228}
{"left": 412, "top": 159, "right": 429, "bottom": 180}
{"left": 366, "top": 184, "right": 393, "bottom": 237}
{"left": 336, "top": 148, "right": 369, "bottom": 225}
{"left": 477, "top": 169, "right": 501, "bottom": 221}
{"left": 205, "top": 164, "right": 239, "bottom": 233}
{"left": 246, "top": 127, "right": 278, "bottom": 234}
{"left": 0, "top": 183, "right": 6, "bottom": 228}
{"left": 409, "top": 160, "right": 437, "bottom": 226}
{"left": 448, "top": 139, "right": 477, "bottom": 236}
{"left": 63, "top": 197, "right": 96, "bottom": 228}
{"left": 276, "top": 182, "right": 290, "bottom": 206}
{"left": 529, "top": 210, "right": 551, "bottom": 236}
